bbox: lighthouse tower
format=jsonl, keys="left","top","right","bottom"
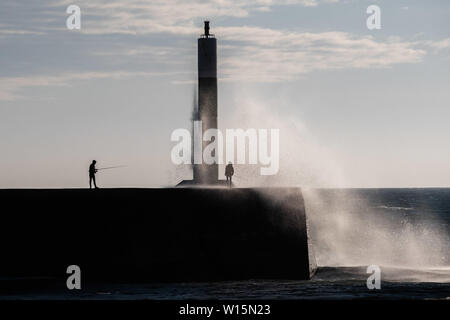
{"left": 193, "top": 21, "right": 219, "bottom": 184}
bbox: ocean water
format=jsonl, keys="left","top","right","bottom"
{"left": 2, "top": 188, "right": 449, "bottom": 300}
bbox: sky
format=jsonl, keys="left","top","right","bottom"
{"left": 0, "top": 0, "right": 449, "bottom": 188}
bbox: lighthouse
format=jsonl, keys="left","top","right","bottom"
{"left": 193, "top": 21, "right": 219, "bottom": 184}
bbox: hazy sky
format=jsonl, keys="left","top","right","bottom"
{"left": 1, "top": 0, "right": 449, "bottom": 188}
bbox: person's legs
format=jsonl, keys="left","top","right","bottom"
{"left": 229, "top": 176, "right": 232, "bottom": 187}
{"left": 89, "top": 176, "right": 92, "bottom": 189}
{"left": 93, "top": 175, "right": 97, "bottom": 188}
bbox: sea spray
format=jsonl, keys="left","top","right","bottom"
{"left": 223, "top": 94, "right": 449, "bottom": 270}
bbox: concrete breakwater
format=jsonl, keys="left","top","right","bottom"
{"left": 0, "top": 188, "right": 316, "bottom": 286}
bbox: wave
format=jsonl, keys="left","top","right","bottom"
{"left": 316, "top": 265, "right": 450, "bottom": 283}
{"left": 375, "top": 205, "right": 414, "bottom": 211}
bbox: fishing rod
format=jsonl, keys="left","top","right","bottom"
{"left": 96, "top": 165, "right": 127, "bottom": 171}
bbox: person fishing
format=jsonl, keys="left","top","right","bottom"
{"left": 89, "top": 160, "right": 99, "bottom": 189}
{"left": 225, "top": 162, "right": 234, "bottom": 187}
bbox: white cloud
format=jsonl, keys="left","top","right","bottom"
{"left": 45, "top": 0, "right": 337, "bottom": 35}
{"left": 427, "top": 38, "right": 450, "bottom": 50}
{"left": 0, "top": 23, "right": 44, "bottom": 36}
{"left": 0, "top": 28, "right": 431, "bottom": 100}
{"left": 84, "top": 25, "right": 431, "bottom": 83}
{"left": 0, "top": 27, "right": 436, "bottom": 100}
{"left": 0, "top": 30, "right": 44, "bottom": 35}
{"left": 0, "top": 71, "right": 172, "bottom": 101}
{"left": 1, "top": 0, "right": 448, "bottom": 96}
{"left": 216, "top": 26, "right": 427, "bottom": 81}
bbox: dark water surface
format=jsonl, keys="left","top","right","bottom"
{"left": 3, "top": 266, "right": 449, "bottom": 300}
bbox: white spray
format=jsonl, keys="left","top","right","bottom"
{"left": 223, "top": 93, "right": 449, "bottom": 275}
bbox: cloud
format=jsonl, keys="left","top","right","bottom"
{"left": 1, "top": 0, "right": 448, "bottom": 97}
{"left": 0, "top": 28, "right": 431, "bottom": 100}
{"left": 2, "top": 0, "right": 338, "bottom": 35}
{"left": 0, "top": 23, "right": 44, "bottom": 36}
{"left": 84, "top": 26, "right": 431, "bottom": 83}
{"left": 216, "top": 27, "right": 427, "bottom": 81}
{"left": 427, "top": 38, "right": 450, "bottom": 50}
{"left": 0, "top": 27, "right": 437, "bottom": 100}
{"left": 0, "top": 71, "right": 172, "bottom": 101}
{"left": 0, "top": 30, "right": 44, "bottom": 36}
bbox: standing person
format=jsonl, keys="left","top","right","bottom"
{"left": 225, "top": 162, "right": 234, "bottom": 187}
{"left": 89, "top": 160, "right": 99, "bottom": 189}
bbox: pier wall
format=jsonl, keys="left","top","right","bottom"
{"left": 0, "top": 188, "right": 316, "bottom": 284}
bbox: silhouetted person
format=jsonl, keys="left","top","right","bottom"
{"left": 89, "top": 160, "right": 99, "bottom": 189}
{"left": 225, "top": 162, "right": 234, "bottom": 187}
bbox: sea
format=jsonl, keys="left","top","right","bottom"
{"left": 1, "top": 188, "right": 449, "bottom": 300}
